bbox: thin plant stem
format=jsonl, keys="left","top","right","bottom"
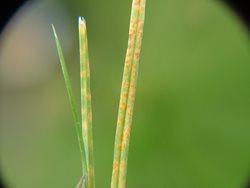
{"left": 76, "top": 175, "right": 87, "bottom": 188}
{"left": 52, "top": 25, "right": 86, "bottom": 175}
{"left": 79, "top": 17, "right": 95, "bottom": 188}
{"left": 111, "top": 0, "right": 146, "bottom": 188}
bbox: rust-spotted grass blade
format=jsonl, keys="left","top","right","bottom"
{"left": 111, "top": 0, "right": 146, "bottom": 188}
{"left": 79, "top": 17, "right": 95, "bottom": 188}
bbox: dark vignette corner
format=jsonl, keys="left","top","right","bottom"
{"left": 223, "top": 0, "right": 250, "bottom": 32}
{"left": 0, "top": 0, "right": 29, "bottom": 33}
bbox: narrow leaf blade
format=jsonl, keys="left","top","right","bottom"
{"left": 52, "top": 24, "right": 86, "bottom": 174}
{"left": 79, "top": 17, "right": 95, "bottom": 188}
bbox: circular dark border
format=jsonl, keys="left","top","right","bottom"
{"left": 0, "top": 1, "right": 249, "bottom": 33}
{"left": 0, "top": 1, "right": 249, "bottom": 188}
{"left": 224, "top": 0, "right": 250, "bottom": 32}
{"left": 0, "top": 0, "right": 29, "bottom": 33}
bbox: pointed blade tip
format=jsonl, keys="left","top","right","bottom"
{"left": 78, "top": 16, "right": 86, "bottom": 24}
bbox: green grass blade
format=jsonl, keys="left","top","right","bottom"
{"left": 111, "top": 1, "right": 141, "bottom": 187}
{"left": 52, "top": 24, "right": 86, "bottom": 175}
{"left": 117, "top": 1, "right": 146, "bottom": 187}
{"left": 111, "top": 0, "right": 146, "bottom": 188}
{"left": 79, "top": 17, "right": 95, "bottom": 188}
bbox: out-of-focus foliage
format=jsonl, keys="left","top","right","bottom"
{"left": 0, "top": 0, "right": 250, "bottom": 188}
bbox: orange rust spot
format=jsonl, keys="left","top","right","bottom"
{"left": 134, "top": 0, "right": 141, "bottom": 6}
{"left": 120, "top": 142, "right": 125, "bottom": 150}
{"left": 120, "top": 101, "right": 127, "bottom": 109}
{"left": 140, "top": 6, "right": 145, "bottom": 13}
{"left": 125, "top": 59, "right": 130, "bottom": 66}
{"left": 113, "top": 161, "right": 119, "bottom": 170}
{"left": 123, "top": 92, "right": 128, "bottom": 99}
{"left": 127, "top": 108, "right": 133, "bottom": 116}
{"left": 81, "top": 70, "right": 86, "bottom": 77}
{"left": 128, "top": 33, "right": 135, "bottom": 40}
{"left": 130, "top": 92, "right": 135, "bottom": 100}
{"left": 123, "top": 127, "right": 131, "bottom": 141}
{"left": 133, "top": 74, "right": 137, "bottom": 80}
{"left": 127, "top": 43, "right": 133, "bottom": 50}
{"left": 120, "top": 161, "right": 126, "bottom": 170}
{"left": 124, "top": 80, "right": 130, "bottom": 88}
{"left": 87, "top": 94, "right": 91, "bottom": 101}
{"left": 135, "top": 52, "right": 140, "bottom": 59}
{"left": 125, "top": 59, "right": 131, "bottom": 68}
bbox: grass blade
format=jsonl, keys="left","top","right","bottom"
{"left": 52, "top": 25, "right": 86, "bottom": 174}
{"left": 111, "top": 1, "right": 141, "bottom": 187}
{"left": 118, "top": 1, "right": 146, "bottom": 187}
{"left": 76, "top": 175, "right": 87, "bottom": 188}
{"left": 79, "top": 17, "right": 95, "bottom": 188}
{"left": 111, "top": 0, "right": 146, "bottom": 187}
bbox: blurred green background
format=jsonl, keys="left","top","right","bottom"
{"left": 0, "top": 0, "right": 250, "bottom": 187}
